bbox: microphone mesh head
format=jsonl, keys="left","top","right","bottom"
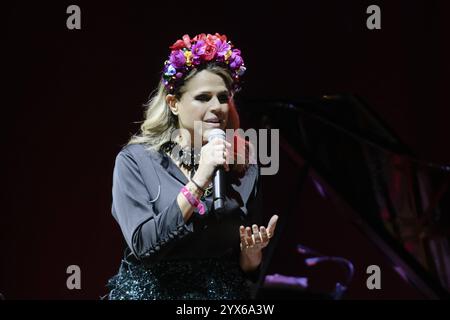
{"left": 207, "top": 129, "right": 226, "bottom": 142}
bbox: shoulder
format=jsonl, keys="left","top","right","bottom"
{"left": 118, "top": 143, "right": 150, "bottom": 157}
{"left": 116, "top": 143, "right": 159, "bottom": 161}
{"left": 114, "top": 143, "right": 161, "bottom": 171}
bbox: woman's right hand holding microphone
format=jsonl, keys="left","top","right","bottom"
{"left": 192, "top": 138, "right": 232, "bottom": 190}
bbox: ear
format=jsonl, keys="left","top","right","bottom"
{"left": 166, "top": 94, "right": 179, "bottom": 116}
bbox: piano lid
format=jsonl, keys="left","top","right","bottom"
{"left": 237, "top": 94, "right": 450, "bottom": 299}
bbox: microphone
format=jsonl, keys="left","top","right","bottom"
{"left": 208, "top": 128, "right": 226, "bottom": 213}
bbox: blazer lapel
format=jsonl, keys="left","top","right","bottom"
{"left": 150, "top": 148, "right": 189, "bottom": 185}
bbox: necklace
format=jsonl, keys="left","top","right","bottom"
{"left": 161, "top": 141, "right": 213, "bottom": 197}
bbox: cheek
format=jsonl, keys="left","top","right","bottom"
{"left": 223, "top": 105, "right": 230, "bottom": 125}
{"left": 180, "top": 102, "right": 204, "bottom": 120}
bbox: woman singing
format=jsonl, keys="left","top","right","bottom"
{"left": 106, "top": 33, "right": 278, "bottom": 300}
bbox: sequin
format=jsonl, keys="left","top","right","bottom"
{"left": 105, "top": 257, "right": 252, "bottom": 300}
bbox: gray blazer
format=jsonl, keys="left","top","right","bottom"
{"left": 111, "top": 143, "right": 262, "bottom": 264}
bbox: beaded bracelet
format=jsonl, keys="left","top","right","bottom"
{"left": 190, "top": 177, "right": 206, "bottom": 193}
{"left": 181, "top": 186, "right": 205, "bottom": 215}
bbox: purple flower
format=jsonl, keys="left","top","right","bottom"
{"left": 229, "top": 49, "right": 243, "bottom": 69}
{"left": 169, "top": 50, "right": 186, "bottom": 68}
{"left": 215, "top": 39, "right": 231, "bottom": 57}
{"left": 191, "top": 40, "right": 206, "bottom": 59}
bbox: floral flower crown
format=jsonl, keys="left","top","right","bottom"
{"left": 162, "top": 33, "right": 246, "bottom": 94}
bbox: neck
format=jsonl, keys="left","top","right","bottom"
{"left": 175, "top": 128, "right": 205, "bottom": 149}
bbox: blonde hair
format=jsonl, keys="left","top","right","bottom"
{"left": 128, "top": 64, "right": 251, "bottom": 174}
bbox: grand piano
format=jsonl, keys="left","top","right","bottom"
{"left": 237, "top": 95, "right": 450, "bottom": 299}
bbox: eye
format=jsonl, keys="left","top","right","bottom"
{"left": 195, "top": 94, "right": 211, "bottom": 102}
{"left": 218, "top": 94, "right": 229, "bottom": 104}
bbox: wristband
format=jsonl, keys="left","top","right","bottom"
{"left": 181, "top": 186, "right": 205, "bottom": 215}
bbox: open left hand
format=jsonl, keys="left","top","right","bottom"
{"left": 240, "top": 215, "right": 278, "bottom": 252}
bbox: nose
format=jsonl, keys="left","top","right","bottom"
{"left": 209, "top": 95, "right": 221, "bottom": 109}
{"left": 207, "top": 97, "right": 225, "bottom": 117}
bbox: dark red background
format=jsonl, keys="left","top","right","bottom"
{"left": 2, "top": 1, "right": 449, "bottom": 299}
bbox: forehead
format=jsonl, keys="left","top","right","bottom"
{"left": 183, "top": 70, "right": 228, "bottom": 94}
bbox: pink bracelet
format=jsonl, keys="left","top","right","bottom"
{"left": 181, "top": 186, "right": 205, "bottom": 215}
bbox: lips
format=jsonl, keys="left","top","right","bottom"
{"left": 204, "top": 119, "right": 221, "bottom": 127}
{"left": 204, "top": 118, "right": 221, "bottom": 123}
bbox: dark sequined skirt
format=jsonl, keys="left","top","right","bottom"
{"left": 106, "top": 257, "right": 252, "bottom": 300}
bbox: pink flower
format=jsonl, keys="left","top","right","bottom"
{"left": 203, "top": 44, "right": 217, "bottom": 61}
{"left": 214, "top": 33, "right": 227, "bottom": 43}
{"left": 182, "top": 34, "right": 191, "bottom": 49}
{"left": 206, "top": 34, "right": 218, "bottom": 46}
{"left": 192, "top": 33, "right": 207, "bottom": 42}
{"left": 169, "top": 34, "right": 192, "bottom": 50}
{"left": 170, "top": 40, "right": 185, "bottom": 50}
